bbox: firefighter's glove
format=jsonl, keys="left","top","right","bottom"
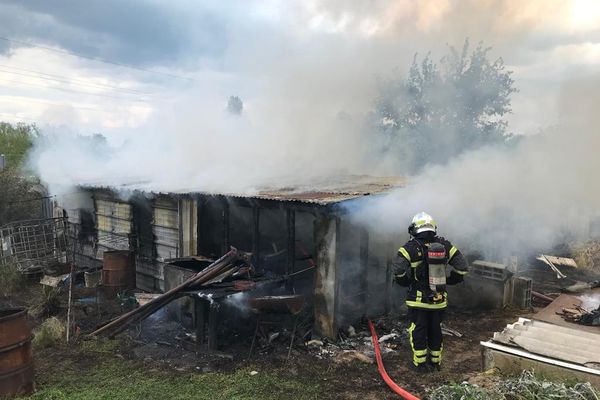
{"left": 446, "top": 270, "right": 465, "bottom": 285}
{"left": 394, "top": 273, "right": 410, "bottom": 287}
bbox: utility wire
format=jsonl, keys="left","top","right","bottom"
{"left": 0, "top": 36, "right": 194, "bottom": 82}
{"left": 0, "top": 64, "right": 151, "bottom": 95}
{"left": 0, "top": 68, "right": 148, "bottom": 97}
{"left": 0, "top": 78, "right": 151, "bottom": 102}
{"left": 0, "top": 95, "right": 109, "bottom": 112}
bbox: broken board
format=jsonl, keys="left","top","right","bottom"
{"left": 533, "top": 289, "right": 600, "bottom": 334}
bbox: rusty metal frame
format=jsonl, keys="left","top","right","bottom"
{"left": 0, "top": 217, "right": 69, "bottom": 268}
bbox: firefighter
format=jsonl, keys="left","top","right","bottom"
{"left": 393, "top": 212, "right": 468, "bottom": 373}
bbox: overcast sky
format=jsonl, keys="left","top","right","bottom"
{"left": 1, "top": 0, "right": 600, "bottom": 138}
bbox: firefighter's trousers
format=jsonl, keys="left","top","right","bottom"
{"left": 408, "top": 308, "right": 444, "bottom": 366}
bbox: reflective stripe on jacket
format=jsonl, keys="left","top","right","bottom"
{"left": 397, "top": 235, "right": 467, "bottom": 310}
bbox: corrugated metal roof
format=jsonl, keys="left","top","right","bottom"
{"left": 83, "top": 175, "right": 406, "bottom": 205}
{"left": 487, "top": 288, "right": 600, "bottom": 373}
{"left": 492, "top": 317, "right": 600, "bottom": 367}
{"left": 231, "top": 176, "right": 405, "bottom": 204}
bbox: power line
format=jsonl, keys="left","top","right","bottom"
{"left": 0, "top": 36, "right": 194, "bottom": 82}
{"left": 0, "top": 67, "right": 149, "bottom": 96}
{"left": 0, "top": 77, "right": 151, "bottom": 102}
{"left": 0, "top": 64, "right": 151, "bottom": 95}
{"left": 0, "top": 95, "right": 109, "bottom": 112}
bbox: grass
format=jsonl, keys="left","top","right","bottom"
{"left": 32, "top": 317, "right": 65, "bottom": 349}
{"left": 27, "top": 340, "right": 324, "bottom": 400}
{"left": 0, "top": 263, "right": 22, "bottom": 297}
{"left": 30, "top": 361, "right": 322, "bottom": 400}
{"left": 429, "top": 382, "right": 502, "bottom": 400}
{"left": 29, "top": 285, "right": 62, "bottom": 318}
{"left": 429, "top": 370, "right": 600, "bottom": 400}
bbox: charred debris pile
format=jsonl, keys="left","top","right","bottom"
{"left": 90, "top": 248, "right": 253, "bottom": 338}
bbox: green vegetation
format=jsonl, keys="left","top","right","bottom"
{"left": 32, "top": 317, "right": 65, "bottom": 349}
{"left": 29, "top": 358, "right": 322, "bottom": 400}
{"left": 429, "top": 382, "right": 497, "bottom": 400}
{"left": 0, "top": 122, "right": 37, "bottom": 168}
{"left": 429, "top": 370, "right": 600, "bottom": 400}
{"left": 0, "top": 122, "right": 44, "bottom": 225}
{"left": 375, "top": 39, "right": 516, "bottom": 173}
{"left": 0, "top": 263, "right": 22, "bottom": 298}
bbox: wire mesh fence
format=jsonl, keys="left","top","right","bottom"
{"left": 0, "top": 217, "right": 69, "bottom": 271}
{"left": 0, "top": 217, "right": 135, "bottom": 273}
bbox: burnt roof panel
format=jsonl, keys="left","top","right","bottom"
{"left": 80, "top": 175, "right": 406, "bottom": 205}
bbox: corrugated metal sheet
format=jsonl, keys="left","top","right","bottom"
{"left": 179, "top": 199, "right": 197, "bottom": 257}
{"left": 96, "top": 199, "right": 132, "bottom": 221}
{"left": 136, "top": 258, "right": 165, "bottom": 292}
{"left": 486, "top": 289, "right": 600, "bottom": 378}
{"left": 95, "top": 198, "right": 132, "bottom": 257}
{"left": 81, "top": 175, "right": 406, "bottom": 205}
{"left": 153, "top": 199, "right": 179, "bottom": 261}
{"left": 492, "top": 317, "right": 600, "bottom": 367}
{"left": 200, "top": 176, "right": 406, "bottom": 205}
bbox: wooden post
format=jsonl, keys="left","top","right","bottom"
{"left": 194, "top": 298, "right": 206, "bottom": 352}
{"left": 359, "top": 227, "right": 369, "bottom": 317}
{"left": 286, "top": 209, "right": 296, "bottom": 291}
{"left": 207, "top": 303, "right": 218, "bottom": 351}
{"left": 252, "top": 207, "right": 260, "bottom": 268}
{"left": 312, "top": 214, "right": 339, "bottom": 339}
{"left": 384, "top": 240, "right": 393, "bottom": 315}
{"left": 66, "top": 262, "right": 75, "bottom": 343}
{"left": 66, "top": 235, "right": 77, "bottom": 343}
{"left": 221, "top": 200, "right": 230, "bottom": 256}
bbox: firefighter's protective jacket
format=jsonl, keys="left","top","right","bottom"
{"left": 393, "top": 233, "right": 468, "bottom": 309}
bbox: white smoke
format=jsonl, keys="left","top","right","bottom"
{"left": 345, "top": 82, "right": 600, "bottom": 257}
{"left": 22, "top": 1, "right": 600, "bottom": 257}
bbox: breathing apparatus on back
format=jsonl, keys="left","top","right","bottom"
{"left": 408, "top": 212, "right": 448, "bottom": 301}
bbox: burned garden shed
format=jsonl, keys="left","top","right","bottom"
{"left": 61, "top": 176, "right": 406, "bottom": 339}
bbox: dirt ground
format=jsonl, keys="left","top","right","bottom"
{"left": 4, "top": 280, "right": 523, "bottom": 399}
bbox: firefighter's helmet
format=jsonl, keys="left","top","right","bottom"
{"left": 408, "top": 212, "right": 437, "bottom": 236}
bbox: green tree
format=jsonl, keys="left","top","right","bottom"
{"left": 0, "top": 122, "right": 38, "bottom": 169}
{"left": 375, "top": 39, "right": 517, "bottom": 173}
{"left": 0, "top": 122, "right": 43, "bottom": 225}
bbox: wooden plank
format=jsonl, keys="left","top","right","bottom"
{"left": 253, "top": 207, "right": 260, "bottom": 269}
{"left": 91, "top": 249, "right": 238, "bottom": 337}
{"left": 207, "top": 303, "right": 218, "bottom": 351}
{"left": 194, "top": 298, "right": 207, "bottom": 351}
{"left": 533, "top": 290, "right": 600, "bottom": 334}
{"left": 539, "top": 255, "right": 578, "bottom": 268}
{"left": 40, "top": 273, "right": 69, "bottom": 287}
{"left": 221, "top": 200, "right": 230, "bottom": 256}
{"left": 359, "top": 227, "right": 369, "bottom": 316}
{"left": 286, "top": 209, "right": 295, "bottom": 291}
{"left": 537, "top": 255, "right": 567, "bottom": 279}
{"left": 312, "top": 214, "right": 339, "bottom": 339}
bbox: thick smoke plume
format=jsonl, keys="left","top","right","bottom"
{"left": 24, "top": 1, "right": 600, "bottom": 258}
{"left": 347, "top": 100, "right": 600, "bottom": 258}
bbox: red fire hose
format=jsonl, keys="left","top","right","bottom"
{"left": 368, "top": 319, "right": 420, "bottom": 400}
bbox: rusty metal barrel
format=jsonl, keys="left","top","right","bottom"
{"left": 102, "top": 250, "right": 136, "bottom": 298}
{"left": 0, "top": 308, "right": 34, "bottom": 397}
